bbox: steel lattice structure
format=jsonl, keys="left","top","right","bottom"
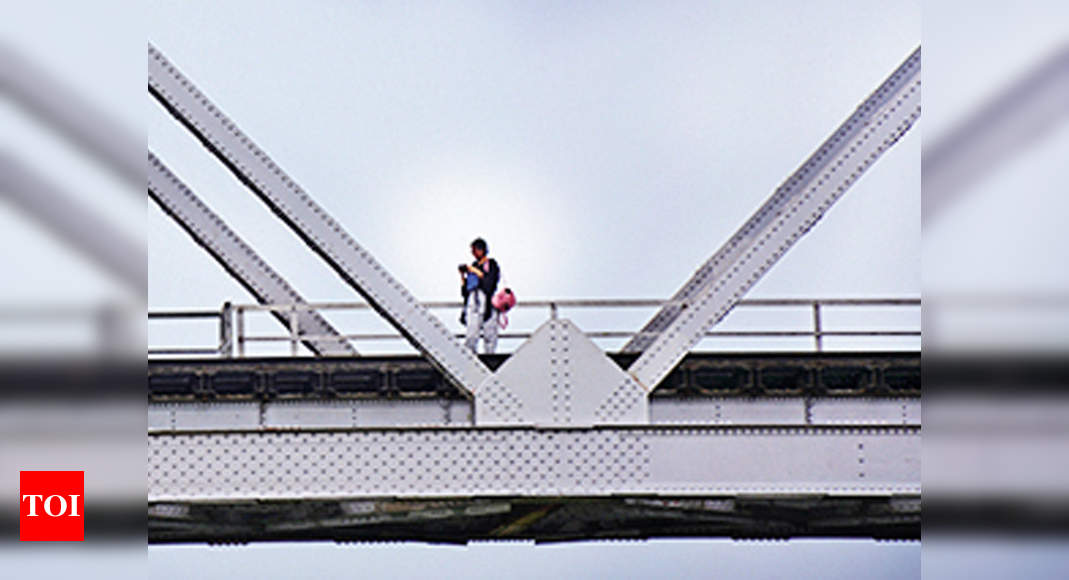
{"left": 146, "top": 42, "right": 922, "bottom": 543}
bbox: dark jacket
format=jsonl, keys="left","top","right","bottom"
{"left": 460, "top": 258, "right": 500, "bottom": 322}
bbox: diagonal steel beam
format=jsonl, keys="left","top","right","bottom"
{"left": 627, "top": 47, "right": 921, "bottom": 389}
{"left": 624, "top": 48, "right": 922, "bottom": 355}
{"left": 148, "top": 151, "right": 356, "bottom": 356}
{"left": 147, "top": 44, "right": 488, "bottom": 393}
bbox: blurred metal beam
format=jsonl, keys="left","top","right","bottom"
{"left": 923, "top": 45, "right": 1069, "bottom": 225}
{"left": 0, "top": 42, "right": 142, "bottom": 187}
{"left": 0, "top": 152, "right": 145, "bottom": 295}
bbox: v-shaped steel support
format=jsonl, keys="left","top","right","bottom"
{"left": 625, "top": 47, "right": 921, "bottom": 391}
{"left": 148, "top": 44, "right": 488, "bottom": 394}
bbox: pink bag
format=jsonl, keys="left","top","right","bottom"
{"left": 492, "top": 288, "right": 516, "bottom": 328}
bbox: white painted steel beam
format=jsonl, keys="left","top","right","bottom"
{"left": 148, "top": 399, "right": 474, "bottom": 432}
{"left": 147, "top": 44, "right": 488, "bottom": 393}
{"left": 148, "top": 426, "right": 919, "bottom": 500}
{"left": 148, "top": 151, "right": 355, "bottom": 356}
{"left": 627, "top": 47, "right": 921, "bottom": 389}
{"left": 624, "top": 47, "right": 922, "bottom": 354}
{"left": 149, "top": 398, "right": 919, "bottom": 433}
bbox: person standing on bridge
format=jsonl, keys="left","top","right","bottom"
{"left": 459, "top": 237, "right": 500, "bottom": 354}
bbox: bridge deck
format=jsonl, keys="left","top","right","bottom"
{"left": 148, "top": 351, "right": 920, "bottom": 401}
{"left": 147, "top": 351, "right": 919, "bottom": 543}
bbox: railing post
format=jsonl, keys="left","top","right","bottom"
{"left": 219, "top": 301, "right": 233, "bottom": 358}
{"left": 289, "top": 304, "right": 299, "bottom": 356}
{"left": 550, "top": 302, "right": 558, "bottom": 320}
{"left": 812, "top": 302, "right": 824, "bottom": 352}
{"left": 236, "top": 306, "right": 246, "bottom": 357}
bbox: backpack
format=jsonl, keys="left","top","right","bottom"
{"left": 492, "top": 286, "right": 517, "bottom": 329}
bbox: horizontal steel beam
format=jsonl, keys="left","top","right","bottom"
{"left": 148, "top": 397, "right": 920, "bottom": 432}
{"left": 149, "top": 425, "right": 919, "bottom": 501}
{"left": 148, "top": 310, "right": 222, "bottom": 319}
{"left": 147, "top": 351, "right": 920, "bottom": 400}
{"left": 149, "top": 495, "right": 920, "bottom": 543}
{"left": 208, "top": 297, "right": 921, "bottom": 310}
{"left": 229, "top": 329, "right": 921, "bottom": 342}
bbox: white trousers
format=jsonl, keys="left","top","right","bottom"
{"left": 464, "top": 290, "right": 498, "bottom": 354}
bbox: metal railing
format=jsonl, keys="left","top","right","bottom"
{"left": 147, "top": 298, "right": 920, "bottom": 358}
{"left": 147, "top": 302, "right": 233, "bottom": 357}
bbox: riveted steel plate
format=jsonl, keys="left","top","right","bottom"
{"left": 148, "top": 426, "right": 919, "bottom": 501}
{"left": 476, "top": 319, "right": 647, "bottom": 426}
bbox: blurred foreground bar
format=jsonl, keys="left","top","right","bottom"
{"left": 0, "top": 0, "right": 145, "bottom": 576}
{"left": 923, "top": 0, "right": 1069, "bottom": 576}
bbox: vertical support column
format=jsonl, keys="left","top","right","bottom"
{"left": 236, "top": 307, "right": 246, "bottom": 358}
{"left": 219, "top": 301, "right": 233, "bottom": 358}
{"left": 812, "top": 302, "right": 824, "bottom": 352}
{"left": 289, "top": 305, "right": 299, "bottom": 356}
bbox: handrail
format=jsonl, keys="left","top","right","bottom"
{"left": 223, "top": 297, "right": 921, "bottom": 311}
{"left": 148, "top": 298, "right": 921, "bottom": 358}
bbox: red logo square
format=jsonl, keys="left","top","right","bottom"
{"left": 19, "top": 471, "right": 84, "bottom": 541}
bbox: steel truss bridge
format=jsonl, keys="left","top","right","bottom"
{"left": 145, "top": 43, "right": 922, "bottom": 544}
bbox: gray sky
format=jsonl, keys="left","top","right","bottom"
{"left": 145, "top": 1, "right": 920, "bottom": 577}
{"left": 150, "top": 539, "right": 919, "bottom": 580}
